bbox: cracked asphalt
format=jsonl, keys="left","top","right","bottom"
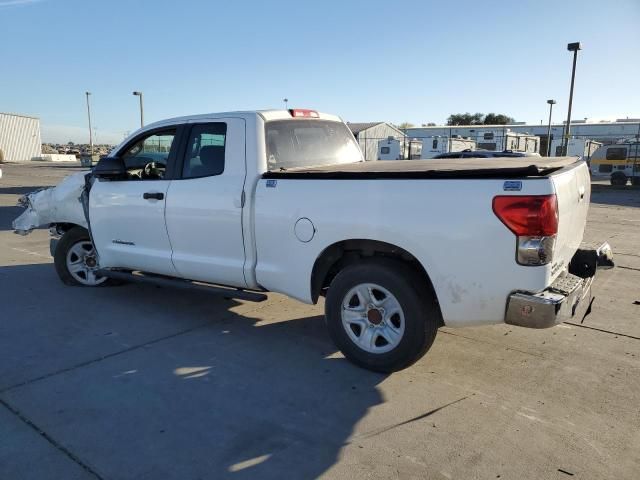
{"left": 1, "top": 163, "right": 639, "bottom": 479}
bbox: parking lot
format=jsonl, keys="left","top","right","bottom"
{"left": 0, "top": 162, "right": 638, "bottom": 480}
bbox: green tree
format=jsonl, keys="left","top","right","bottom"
{"left": 446, "top": 113, "right": 484, "bottom": 125}
{"left": 398, "top": 122, "right": 415, "bottom": 129}
{"left": 446, "top": 112, "right": 515, "bottom": 126}
{"left": 483, "top": 113, "right": 515, "bottom": 125}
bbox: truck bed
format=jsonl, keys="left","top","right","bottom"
{"left": 263, "top": 156, "right": 581, "bottom": 180}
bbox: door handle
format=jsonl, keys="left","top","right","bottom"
{"left": 143, "top": 192, "right": 164, "bottom": 200}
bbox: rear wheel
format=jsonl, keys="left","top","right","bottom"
{"left": 325, "top": 259, "right": 439, "bottom": 372}
{"left": 54, "top": 227, "right": 110, "bottom": 286}
{"left": 611, "top": 172, "right": 627, "bottom": 186}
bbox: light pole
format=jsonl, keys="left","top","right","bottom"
{"left": 283, "top": 98, "right": 288, "bottom": 110}
{"left": 132, "top": 91, "right": 144, "bottom": 128}
{"left": 85, "top": 91, "right": 93, "bottom": 156}
{"left": 546, "top": 99, "right": 556, "bottom": 156}
{"left": 563, "top": 42, "right": 581, "bottom": 155}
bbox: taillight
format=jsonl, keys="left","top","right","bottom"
{"left": 493, "top": 194, "right": 559, "bottom": 266}
{"left": 493, "top": 195, "right": 558, "bottom": 236}
{"left": 289, "top": 109, "right": 319, "bottom": 118}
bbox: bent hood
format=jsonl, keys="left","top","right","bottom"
{"left": 12, "top": 172, "right": 88, "bottom": 235}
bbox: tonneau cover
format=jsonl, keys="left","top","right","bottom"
{"left": 263, "top": 156, "right": 581, "bottom": 179}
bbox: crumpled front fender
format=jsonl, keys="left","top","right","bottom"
{"left": 12, "top": 172, "right": 89, "bottom": 235}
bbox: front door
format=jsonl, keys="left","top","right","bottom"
{"left": 164, "top": 119, "right": 247, "bottom": 287}
{"left": 89, "top": 128, "right": 180, "bottom": 276}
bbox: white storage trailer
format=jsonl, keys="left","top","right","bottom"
{"left": 421, "top": 135, "right": 475, "bottom": 158}
{"left": 476, "top": 129, "right": 540, "bottom": 153}
{"left": 378, "top": 137, "right": 423, "bottom": 160}
{"left": 378, "top": 136, "right": 475, "bottom": 160}
{"left": 550, "top": 138, "right": 601, "bottom": 160}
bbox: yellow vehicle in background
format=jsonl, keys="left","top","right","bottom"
{"left": 590, "top": 141, "right": 640, "bottom": 185}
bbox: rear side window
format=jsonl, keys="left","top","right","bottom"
{"left": 265, "top": 120, "right": 362, "bottom": 170}
{"left": 478, "top": 142, "right": 496, "bottom": 150}
{"left": 606, "top": 147, "right": 626, "bottom": 160}
{"left": 182, "top": 123, "right": 227, "bottom": 178}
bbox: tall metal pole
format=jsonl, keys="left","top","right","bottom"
{"left": 563, "top": 42, "right": 581, "bottom": 155}
{"left": 133, "top": 91, "right": 144, "bottom": 128}
{"left": 85, "top": 91, "right": 93, "bottom": 156}
{"left": 546, "top": 99, "right": 556, "bottom": 156}
{"left": 138, "top": 93, "right": 144, "bottom": 128}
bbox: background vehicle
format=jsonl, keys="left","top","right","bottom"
{"left": 589, "top": 141, "right": 640, "bottom": 185}
{"left": 433, "top": 149, "right": 540, "bottom": 159}
{"left": 13, "top": 109, "right": 611, "bottom": 372}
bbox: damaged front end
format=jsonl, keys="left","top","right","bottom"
{"left": 12, "top": 172, "right": 91, "bottom": 235}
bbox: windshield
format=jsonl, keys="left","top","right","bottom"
{"left": 265, "top": 120, "right": 363, "bottom": 170}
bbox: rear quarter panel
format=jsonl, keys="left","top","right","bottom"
{"left": 253, "top": 177, "right": 556, "bottom": 327}
{"left": 549, "top": 162, "right": 590, "bottom": 281}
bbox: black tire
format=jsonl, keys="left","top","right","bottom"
{"left": 54, "top": 227, "right": 113, "bottom": 287}
{"left": 325, "top": 258, "right": 440, "bottom": 373}
{"left": 610, "top": 172, "right": 627, "bottom": 186}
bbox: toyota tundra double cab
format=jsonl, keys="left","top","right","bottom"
{"left": 13, "top": 109, "right": 613, "bottom": 372}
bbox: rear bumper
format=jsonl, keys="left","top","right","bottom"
{"left": 505, "top": 242, "right": 613, "bottom": 329}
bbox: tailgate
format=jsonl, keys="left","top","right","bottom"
{"left": 551, "top": 161, "right": 591, "bottom": 280}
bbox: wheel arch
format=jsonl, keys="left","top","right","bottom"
{"left": 51, "top": 222, "right": 85, "bottom": 235}
{"left": 310, "top": 239, "right": 441, "bottom": 319}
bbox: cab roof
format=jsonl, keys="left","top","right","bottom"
{"left": 142, "top": 110, "right": 342, "bottom": 131}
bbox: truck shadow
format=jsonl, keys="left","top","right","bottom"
{"left": 0, "top": 186, "right": 49, "bottom": 195}
{"left": 0, "top": 263, "right": 388, "bottom": 480}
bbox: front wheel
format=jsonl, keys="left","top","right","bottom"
{"left": 610, "top": 172, "right": 628, "bottom": 186}
{"left": 325, "top": 259, "right": 440, "bottom": 372}
{"left": 54, "top": 227, "right": 110, "bottom": 286}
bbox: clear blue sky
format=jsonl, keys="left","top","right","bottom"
{"left": 1, "top": 0, "right": 639, "bottom": 144}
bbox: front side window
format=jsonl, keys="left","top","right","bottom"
{"left": 121, "top": 130, "right": 176, "bottom": 180}
{"left": 606, "top": 147, "right": 627, "bottom": 160}
{"left": 265, "top": 120, "right": 362, "bottom": 170}
{"left": 182, "top": 123, "right": 227, "bottom": 178}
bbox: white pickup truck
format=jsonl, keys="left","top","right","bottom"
{"left": 13, "top": 109, "right": 613, "bottom": 372}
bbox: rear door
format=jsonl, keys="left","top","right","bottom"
{"left": 89, "top": 127, "right": 181, "bottom": 275}
{"left": 164, "top": 118, "right": 247, "bottom": 287}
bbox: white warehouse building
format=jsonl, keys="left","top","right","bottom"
{"left": 0, "top": 112, "right": 41, "bottom": 162}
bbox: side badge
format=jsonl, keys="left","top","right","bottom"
{"left": 503, "top": 180, "right": 522, "bottom": 191}
{"left": 266, "top": 179, "right": 277, "bottom": 188}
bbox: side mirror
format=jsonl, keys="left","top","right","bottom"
{"left": 92, "top": 156, "right": 126, "bottom": 179}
